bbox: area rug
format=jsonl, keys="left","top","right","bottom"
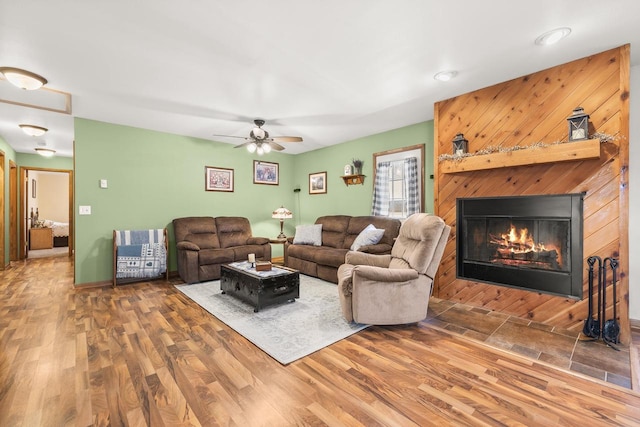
{"left": 175, "top": 275, "right": 369, "bottom": 364}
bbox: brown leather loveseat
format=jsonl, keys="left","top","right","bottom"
{"left": 284, "top": 215, "right": 401, "bottom": 283}
{"left": 173, "top": 216, "right": 271, "bottom": 283}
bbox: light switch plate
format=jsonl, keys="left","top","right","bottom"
{"left": 79, "top": 205, "right": 91, "bottom": 215}
{"left": 99, "top": 179, "right": 108, "bottom": 188}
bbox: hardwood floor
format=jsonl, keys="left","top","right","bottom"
{"left": 2, "top": 257, "right": 640, "bottom": 426}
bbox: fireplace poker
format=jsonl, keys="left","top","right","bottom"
{"left": 583, "top": 256, "right": 602, "bottom": 340}
{"left": 602, "top": 257, "right": 620, "bottom": 350}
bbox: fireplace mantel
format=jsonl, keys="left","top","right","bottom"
{"left": 440, "top": 139, "right": 600, "bottom": 174}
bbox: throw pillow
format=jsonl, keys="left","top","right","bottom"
{"left": 293, "top": 224, "right": 323, "bottom": 246}
{"left": 350, "top": 224, "right": 385, "bottom": 251}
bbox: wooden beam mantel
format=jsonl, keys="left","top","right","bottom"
{"left": 440, "top": 139, "right": 601, "bottom": 174}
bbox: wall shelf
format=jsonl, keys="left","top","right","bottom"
{"left": 341, "top": 174, "right": 365, "bottom": 186}
{"left": 440, "top": 139, "right": 601, "bottom": 174}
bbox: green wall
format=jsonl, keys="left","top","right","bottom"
{"left": 73, "top": 118, "right": 434, "bottom": 285}
{"left": 16, "top": 152, "right": 74, "bottom": 170}
{"left": 74, "top": 119, "right": 296, "bottom": 284}
{"left": 0, "top": 136, "right": 17, "bottom": 266}
{"left": 292, "top": 122, "right": 434, "bottom": 225}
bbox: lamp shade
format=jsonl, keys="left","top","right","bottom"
{"left": 0, "top": 67, "right": 48, "bottom": 90}
{"left": 272, "top": 206, "right": 293, "bottom": 219}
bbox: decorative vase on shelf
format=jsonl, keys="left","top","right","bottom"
{"left": 352, "top": 159, "right": 363, "bottom": 175}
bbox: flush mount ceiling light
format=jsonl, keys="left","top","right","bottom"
{"left": 0, "top": 67, "right": 48, "bottom": 90}
{"left": 19, "top": 124, "right": 48, "bottom": 136}
{"left": 434, "top": 70, "right": 458, "bottom": 82}
{"left": 35, "top": 147, "right": 56, "bottom": 157}
{"left": 535, "top": 27, "right": 571, "bottom": 46}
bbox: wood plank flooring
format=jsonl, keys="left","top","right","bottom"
{"left": 2, "top": 256, "right": 640, "bottom": 426}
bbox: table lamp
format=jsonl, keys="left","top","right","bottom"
{"left": 272, "top": 206, "right": 293, "bottom": 239}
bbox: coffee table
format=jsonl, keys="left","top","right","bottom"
{"left": 220, "top": 262, "right": 300, "bottom": 312}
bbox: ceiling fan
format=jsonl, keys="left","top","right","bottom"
{"left": 213, "top": 119, "right": 303, "bottom": 155}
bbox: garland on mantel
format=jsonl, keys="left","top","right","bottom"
{"left": 438, "top": 132, "right": 617, "bottom": 163}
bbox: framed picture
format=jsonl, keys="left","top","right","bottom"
{"left": 309, "top": 171, "right": 327, "bottom": 194}
{"left": 205, "top": 166, "right": 234, "bottom": 192}
{"left": 32, "top": 179, "right": 36, "bottom": 198}
{"left": 254, "top": 161, "right": 279, "bottom": 185}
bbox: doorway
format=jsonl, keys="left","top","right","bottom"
{"left": 19, "top": 167, "right": 73, "bottom": 259}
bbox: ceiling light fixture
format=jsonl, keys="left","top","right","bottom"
{"left": 0, "top": 67, "right": 48, "bottom": 90}
{"left": 434, "top": 70, "right": 458, "bottom": 82}
{"left": 247, "top": 141, "right": 271, "bottom": 155}
{"left": 19, "top": 124, "right": 48, "bottom": 136}
{"left": 535, "top": 27, "right": 571, "bottom": 46}
{"left": 35, "top": 147, "right": 56, "bottom": 157}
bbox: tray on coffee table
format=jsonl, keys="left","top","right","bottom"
{"left": 220, "top": 262, "right": 299, "bottom": 312}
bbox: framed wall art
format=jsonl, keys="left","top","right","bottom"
{"left": 205, "top": 166, "right": 234, "bottom": 192}
{"left": 309, "top": 171, "right": 327, "bottom": 194}
{"left": 254, "top": 161, "right": 279, "bottom": 185}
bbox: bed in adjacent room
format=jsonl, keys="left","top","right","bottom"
{"left": 43, "top": 220, "right": 69, "bottom": 247}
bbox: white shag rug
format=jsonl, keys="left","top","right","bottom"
{"left": 175, "top": 274, "right": 369, "bottom": 364}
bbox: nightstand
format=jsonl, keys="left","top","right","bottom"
{"left": 30, "top": 227, "right": 53, "bottom": 250}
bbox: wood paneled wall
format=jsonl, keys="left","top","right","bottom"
{"left": 434, "top": 46, "right": 630, "bottom": 343}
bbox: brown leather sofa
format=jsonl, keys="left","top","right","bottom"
{"left": 284, "top": 215, "right": 401, "bottom": 283}
{"left": 173, "top": 216, "right": 271, "bottom": 283}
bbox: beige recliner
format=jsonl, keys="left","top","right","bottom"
{"left": 337, "top": 213, "right": 451, "bottom": 325}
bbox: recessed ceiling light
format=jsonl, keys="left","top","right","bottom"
{"left": 434, "top": 70, "right": 458, "bottom": 82}
{"left": 35, "top": 147, "right": 56, "bottom": 157}
{"left": 535, "top": 27, "right": 571, "bottom": 46}
{"left": 19, "top": 124, "right": 48, "bottom": 136}
{"left": 0, "top": 67, "right": 48, "bottom": 90}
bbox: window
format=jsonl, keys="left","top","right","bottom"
{"left": 371, "top": 145, "right": 424, "bottom": 218}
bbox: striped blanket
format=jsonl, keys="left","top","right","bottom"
{"left": 115, "top": 229, "right": 167, "bottom": 279}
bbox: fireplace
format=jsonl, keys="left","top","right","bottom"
{"left": 456, "top": 194, "right": 583, "bottom": 299}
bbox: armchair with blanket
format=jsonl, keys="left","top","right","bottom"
{"left": 337, "top": 213, "right": 451, "bottom": 325}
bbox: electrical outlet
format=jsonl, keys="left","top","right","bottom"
{"left": 99, "top": 179, "right": 108, "bottom": 188}
{"left": 79, "top": 205, "right": 92, "bottom": 215}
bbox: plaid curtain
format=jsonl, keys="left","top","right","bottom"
{"left": 404, "top": 157, "right": 420, "bottom": 215}
{"left": 371, "top": 161, "right": 391, "bottom": 215}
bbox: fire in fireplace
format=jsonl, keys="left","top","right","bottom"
{"left": 457, "top": 194, "right": 583, "bottom": 298}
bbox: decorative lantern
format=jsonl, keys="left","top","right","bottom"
{"left": 452, "top": 133, "right": 468, "bottom": 156}
{"left": 567, "top": 107, "right": 589, "bottom": 141}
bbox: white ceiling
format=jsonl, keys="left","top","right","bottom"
{"left": 1, "top": 1, "right": 638, "bottom": 158}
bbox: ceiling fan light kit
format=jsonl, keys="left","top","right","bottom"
{"left": 216, "top": 119, "right": 303, "bottom": 155}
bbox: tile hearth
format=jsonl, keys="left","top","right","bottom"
{"left": 426, "top": 298, "right": 632, "bottom": 389}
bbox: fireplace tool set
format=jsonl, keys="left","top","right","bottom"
{"left": 583, "top": 256, "right": 620, "bottom": 350}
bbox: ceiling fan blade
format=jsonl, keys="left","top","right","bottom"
{"left": 269, "top": 142, "right": 286, "bottom": 151}
{"left": 212, "top": 134, "right": 247, "bottom": 140}
{"left": 271, "top": 136, "right": 303, "bottom": 143}
{"left": 233, "top": 141, "right": 253, "bottom": 148}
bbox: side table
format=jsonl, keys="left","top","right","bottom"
{"left": 269, "top": 238, "right": 287, "bottom": 265}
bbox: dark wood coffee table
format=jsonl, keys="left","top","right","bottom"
{"left": 220, "top": 262, "right": 299, "bottom": 312}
